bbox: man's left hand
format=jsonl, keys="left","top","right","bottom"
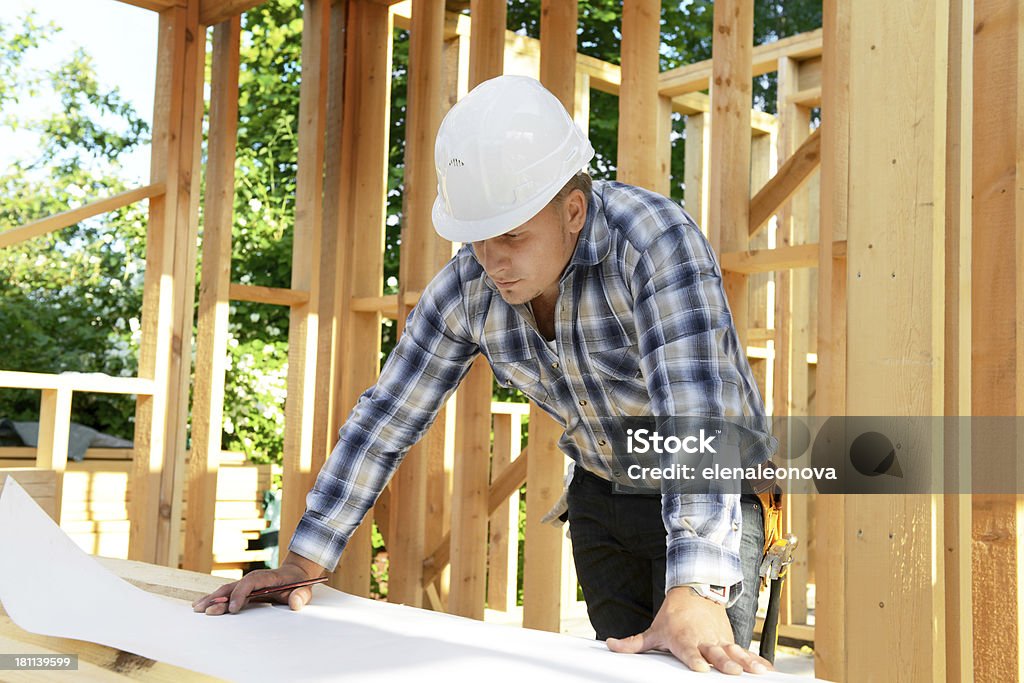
{"left": 605, "top": 586, "right": 774, "bottom": 675}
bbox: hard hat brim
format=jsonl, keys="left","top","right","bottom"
{"left": 431, "top": 177, "right": 568, "bottom": 243}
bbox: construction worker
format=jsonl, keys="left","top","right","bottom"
{"left": 194, "top": 75, "right": 776, "bottom": 677}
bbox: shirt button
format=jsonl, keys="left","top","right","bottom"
{"left": 579, "top": 399, "right": 588, "bottom": 407}
{"left": 506, "top": 379, "right": 513, "bottom": 387}
{"left": 598, "top": 439, "right": 607, "bottom": 447}
{"left": 551, "top": 362, "right": 559, "bottom": 370}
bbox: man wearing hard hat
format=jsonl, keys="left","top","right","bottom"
{"left": 195, "top": 76, "right": 776, "bottom": 677}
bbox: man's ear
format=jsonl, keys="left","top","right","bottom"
{"left": 564, "top": 189, "right": 587, "bottom": 235}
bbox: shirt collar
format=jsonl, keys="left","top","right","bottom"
{"left": 568, "top": 188, "right": 610, "bottom": 268}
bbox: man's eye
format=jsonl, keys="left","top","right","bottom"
{"left": 506, "top": 233, "right": 521, "bottom": 239}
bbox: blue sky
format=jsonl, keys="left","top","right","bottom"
{"left": 1, "top": 0, "right": 158, "bottom": 183}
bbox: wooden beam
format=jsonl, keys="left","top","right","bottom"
{"left": 840, "top": 0, "right": 951, "bottom": 679}
{"left": 228, "top": 283, "right": 310, "bottom": 306}
{"left": 616, "top": 0, "right": 660, "bottom": 190}
{"left": 279, "top": 0, "right": 329, "bottom": 565}
{"left": 388, "top": 0, "right": 448, "bottom": 609}
{"left": 331, "top": 0, "right": 394, "bottom": 596}
{"left": 972, "top": 1, "right": 1022, "bottom": 681}
{"left": 0, "top": 371, "right": 155, "bottom": 395}
{"left": 468, "top": 0, "right": 505, "bottom": 86}
{"left": 719, "top": 241, "right": 845, "bottom": 274}
{"left": 486, "top": 413, "right": 522, "bottom": 612}
{"left": 522, "top": 409, "right": 565, "bottom": 632}
{"left": 422, "top": 446, "right": 529, "bottom": 586}
{"left": 185, "top": 17, "right": 241, "bottom": 574}
{"left": 35, "top": 388, "right": 72, "bottom": 524}
{"left": 659, "top": 28, "right": 823, "bottom": 98}
{"left": 115, "top": 0, "right": 185, "bottom": 12}
{"left": 707, "top": 0, "right": 754, "bottom": 350}
{"left": 199, "top": 0, "right": 264, "bottom": 27}
{"left": 748, "top": 127, "right": 821, "bottom": 238}
{"left": 788, "top": 86, "right": 821, "bottom": 108}
{"left": 129, "top": 0, "right": 204, "bottom": 567}
{"left": 0, "top": 184, "right": 165, "bottom": 250}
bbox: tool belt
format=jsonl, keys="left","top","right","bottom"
{"left": 755, "top": 482, "right": 785, "bottom": 590}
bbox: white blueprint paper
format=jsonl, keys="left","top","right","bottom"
{"left": 0, "top": 479, "right": 827, "bottom": 682}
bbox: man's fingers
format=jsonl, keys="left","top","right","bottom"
{"left": 700, "top": 644, "right": 743, "bottom": 676}
{"left": 672, "top": 645, "right": 711, "bottom": 673}
{"left": 192, "top": 582, "right": 237, "bottom": 613}
{"left": 723, "top": 644, "right": 772, "bottom": 674}
{"left": 287, "top": 586, "right": 313, "bottom": 611}
{"left": 605, "top": 629, "right": 657, "bottom": 654}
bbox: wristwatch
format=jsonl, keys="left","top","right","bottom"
{"left": 681, "top": 582, "right": 731, "bottom": 606}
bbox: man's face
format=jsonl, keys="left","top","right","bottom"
{"left": 471, "top": 190, "right": 587, "bottom": 306}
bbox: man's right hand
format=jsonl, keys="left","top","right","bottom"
{"left": 192, "top": 552, "right": 328, "bottom": 616}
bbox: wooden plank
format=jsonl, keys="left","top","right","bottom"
{"left": 35, "top": 388, "right": 71, "bottom": 524}
{"left": 841, "top": 1, "right": 950, "bottom": 680}
{"left": 486, "top": 413, "right": 522, "bottom": 612}
{"left": 684, "top": 113, "right": 711, "bottom": 232}
{"left": 747, "top": 132, "right": 773, "bottom": 399}
{"left": 972, "top": 1, "right": 1022, "bottom": 681}
{"left": 422, "top": 446, "right": 529, "bottom": 587}
{"left": 942, "top": 1, "right": 973, "bottom": 678}
{"left": 468, "top": 0, "right": 505, "bottom": 86}
{"left": 199, "top": 0, "right": 265, "bottom": 27}
{"left": 748, "top": 127, "right": 821, "bottom": 238}
{"left": 185, "top": 17, "right": 241, "bottom": 574}
{"left": 707, "top": 0, "right": 754, "bottom": 351}
{"left": 659, "top": 28, "right": 823, "bottom": 97}
{"left": 116, "top": 0, "right": 186, "bottom": 12}
{"left": 228, "top": 283, "right": 310, "bottom": 306}
{"left": 129, "top": 1, "right": 204, "bottom": 567}
{"left": 448, "top": 360, "right": 492, "bottom": 619}
{"left": 0, "top": 371, "right": 154, "bottom": 395}
{"left": 388, "top": 0, "right": 448, "bottom": 609}
{"left": 330, "top": 0, "right": 394, "bottom": 597}
{"left": 0, "top": 185, "right": 165, "bottom": 250}
{"left": 788, "top": 86, "right": 821, "bottom": 108}
{"left": 0, "top": 469, "right": 57, "bottom": 521}
{"left": 279, "top": 0, "right": 329, "bottom": 562}
{"left": 522, "top": 408, "right": 564, "bottom": 632}
{"left": 616, "top": 0, "right": 660, "bottom": 191}
{"left": 540, "top": 0, "right": 577, "bottom": 108}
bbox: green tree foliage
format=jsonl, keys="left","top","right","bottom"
{"left": 0, "top": 14, "right": 149, "bottom": 439}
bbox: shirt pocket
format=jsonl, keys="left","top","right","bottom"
{"left": 487, "top": 346, "right": 551, "bottom": 406}
{"left": 588, "top": 340, "right": 651, "bottom": 415}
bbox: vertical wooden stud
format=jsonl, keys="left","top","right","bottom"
{"left": 617, "top": 0, "right": 661, "bottom": 190}
{"left": 36, "top": 387, "right": 71, "bottom": 524}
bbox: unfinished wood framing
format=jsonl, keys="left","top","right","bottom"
{"left": 329, "top": 0, "right": 394, "bottom": 596}
{"left": 617, "top": 0, "right": 661, "bottom": 190}
{"left": 387, "top": 0, "right": 449, "bottom": 610}
{"left": 522, "top": 408, "right": 565, "bottom": 632}
{"left": 487, "top": 411, "right": 523, "bottom": 612}
{"left": 129, "top": 1, "right": 204, "bottom": 566}
{"left": 972, "top": 1, "right": 1023, "bottom": 680}
{"left": 184, "top": 17, "right": 241, "bottom": 573}
{"left": 279, "top": 0, "right": 329, "bottom": 559}
{"left": 707, "top": 0, "right": 754, "bottom": 349}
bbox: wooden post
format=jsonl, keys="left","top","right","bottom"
{"left": 707, "top": 0, "right": 753, "bottom": 349}
{"left": 814, "top": 1, "right": 849, "bottom": 674}
{"left": 684, "top": 113, "right": 711, "bottom": 233}
{"left": 448, "top": 361, "right": 491, "bottom": 619}
{"left": 617, "top": 0, "right": 660, "bottom": 190}
{"left": 388, "top": 0, "right": 448, "bottom": 609}
{"left": 942, "top": 0, "right": 973, "bottom": 680}
{"left": 130, "top": 1, "right": 205, "bottom": 566}
{"left": 972, "top": 1, "right": 1023, "bottom": 681}
{"left": 330, "top": 0, "right": 394, "bottom": 596}
{"left": 185, "top": 16, "right": 241, "bottom": 573}
{"left": 36, "top": 387, "right": 72, "bottom": 524}
{"left": 445, "top": 0, "right": 505, "bottom": 621}
{"left": 487, "top": 412, "right": 522, "bottom": 612}
{"left": 279, "top": 0, "right": 329, "bottom": 557}
{"left": 838, "top": 0, "right": 951, "bottom": 680}
{"left": 522, "top": 408, "right": 565, "bottom": 631}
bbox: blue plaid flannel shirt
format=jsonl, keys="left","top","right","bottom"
{"left": 290, "top": 180, "right": 775, "bottom": 604}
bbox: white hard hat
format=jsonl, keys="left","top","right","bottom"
{"left": 432, "top": 75, "right": 595, "bottom": 243}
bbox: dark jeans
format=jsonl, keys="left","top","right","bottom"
{"left": 566, "top": 466, "right": 764, "bottom": 647}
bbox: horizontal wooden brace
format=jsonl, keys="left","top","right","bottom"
{"left": 0, "top": 184, "right": 165, "bottom": 250}
{"left": 350, "top": 292, "right": 421, "bottom": 317}
{"left": 115, "top": 0, "right": 186, "bottom": 11}
{"left": 659, "top": 29, "right": 823, "bottom": 97}
{"left": 228, "top": 283, "right": 310, "bottom": 307}
{"left": 422, "top": 447, "right": 529, "bottom": 586}
{"left": 749, "top": 127, "right": 822, "bottom": 237}
{"left": 199, "top": 0, "right": 264, "bottom": 26}
{"left": 719, "top": 240, "right": 847, "bottom": 274}
{"left": 0, "top": 370, "right": 156, "bottom": 395}
{"left": 788, "top": 86, "right": 822, "bottom": 108}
